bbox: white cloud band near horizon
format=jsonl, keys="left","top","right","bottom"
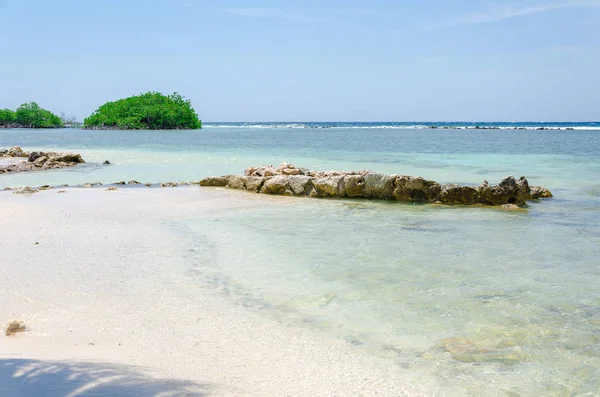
{"left": 461, "top": 0, "right": 600, "bottom": 24}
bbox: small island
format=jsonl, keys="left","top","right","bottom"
{"left": 0, "top": 102, "right": 63, "bottom": 129}
{"left": 83, "top": 92, "right": 202, "bottom": 130}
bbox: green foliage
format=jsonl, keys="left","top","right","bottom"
{"left": 0, "top": 103, "right": 62, "bottom": 128}
{"left": 14, "top": 102, "right": 63, "bottom": 128}
{"left": 0, "top": 109, "right": 16, "bottom": 126}
{"left": 83, "top": 92, "right": 201, "bottom": 130}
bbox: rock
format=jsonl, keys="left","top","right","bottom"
{"left": 343, "top": 175, "right": 364, "bottom": 198}
{"left": 33, "top": 156, "right": 48, "bottom": 165}
{"left": 277, "top": 162, "right": 304, "bottom": 176}
{"left": 57, "top": 190, "right": 66, "bottom": 194}
{"left": 7, "top": 146, "right": 23, "bottom": 157}
{"left": 106, "top": 186, "right": 118, "bottom": 191}
{"left": 127, "top": 180, "right": 141, "bottom": 185}
{"left": 225, "top": 175, "right": 245, "bottom": 190}
{"left": 114, "top": 181, "right": 126, "bottom": 185}
{"left": 363, "top": 173, "right": 396, "bottom": 200}
{"left": 16, "top": 162, "right": 35, "bottom": 172}
{"left": 438, "top": 184, "right": 478, "bottom": 205}
{"left": 260, "top": 175, "right": 290, "bottom": 195}
{"left": 103, "top": 160, "right": 111, "bottom": 165}
{"left": 530, "top": 186, "right": 553, "bottom": 199}
{"left": 311, "top": 175, "right": 345, "bottom": 197}
{"left": 394, "top": 176, "right": 441, "bottom": 203}
{"left": 5, "top": 320, "right": 26, "bottom": 336}
{"left": 288, "top": 175, "right": 314, "bottom": 196}
{"left": 0, "top": 149, "right": 7, "bottom": 155}
{"left": 245, "top": 165, "right": 277, "bottom": 177}
{"left": 0, "top": 148, "right": 85, "bottom": 173}
{"left": 243, "top": 176, "right": 265, "bottom": 192}
{"left": 478, "top": 176, "right": 530, "bottom": 205}
{"left": 161, "top": 182, "right": 177, "bottom": 187}
{"left": 200, "top": 165, "right": 553, "bottom": 208}
{"left": 198, "top": 176, "right": 228, "bottom": 187}
{"left": 48, "top": 153, "right": 84, "bottom": 163}
{"left": 28, "top": 151, "right": 42, "bottom": 162}
{"left": 13, "top": 186, "right": 38, "bottom": 194}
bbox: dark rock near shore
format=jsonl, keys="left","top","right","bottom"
{"left": 199, "top": 163, "right": 553, "bottom": 207}
{"left": 28, "top": 151, "right": 42, "bottom": 162}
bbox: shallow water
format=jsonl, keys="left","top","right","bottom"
{"left": 1, "top": 127, "right": 599, "bottom": 396}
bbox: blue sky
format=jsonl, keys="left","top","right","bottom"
{"left": 0, "top": 0, "right": 598, "bottom": 121}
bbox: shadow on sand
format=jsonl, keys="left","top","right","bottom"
{"left": 0, "top": 358, "right": 211, "bottom": 396}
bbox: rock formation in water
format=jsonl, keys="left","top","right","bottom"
{"left": 0, "top": 146, "right": 85, "bottom": 173}
{"left": 199, "top": 163, "right": 553, "bottom": 206}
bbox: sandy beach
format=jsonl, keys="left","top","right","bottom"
{"left": 0, "top": 187, "right": 432, "bottom": 397}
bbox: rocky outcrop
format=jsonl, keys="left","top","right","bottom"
{"left": 199, "top": 163, "right": 553, "bottom": 207}
{"left": 1, "top": 146, "right": 85, "bottom": 174}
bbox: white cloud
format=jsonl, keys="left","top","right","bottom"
{"left": 462, "top": 0, "right": 600, "bottom": 24}
{"left": 425, "top": 0, "right": 600, "bottom": 29}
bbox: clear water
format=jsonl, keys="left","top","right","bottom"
{"left": 1, "top": 126, "right": 600, "bottom": 396}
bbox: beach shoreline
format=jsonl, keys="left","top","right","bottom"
{"left": 0, "top": 188, "right": 432, "bottom": 396}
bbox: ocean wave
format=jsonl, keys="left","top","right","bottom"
{"left": 202, "top": 123, "right": 600, "bottom": 131}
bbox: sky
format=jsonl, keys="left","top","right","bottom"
{"left": 0, "top": 0, "right": 598, "bottom": 122}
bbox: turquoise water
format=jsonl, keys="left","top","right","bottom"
{"left": 1, "top": 126, "right": 600, "bottom": 396}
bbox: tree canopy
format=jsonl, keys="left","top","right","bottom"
{"left": 83, "top": 92, "right": 201, "bottom": 130}
{"left": 0, "top": 103, "right": 63, "bottom": 128}
{"left": 0, "top": 109, "right": 16, "bottom": 126}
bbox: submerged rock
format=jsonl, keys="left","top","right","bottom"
{"left": 198, "top": 162, "right": 554, "bottom": 207}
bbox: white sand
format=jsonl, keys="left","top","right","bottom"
{"left": 0, "top": 187, "right": 436, "bottom": 397}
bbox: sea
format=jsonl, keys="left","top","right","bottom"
{"left": 1, "top": 122, "right": 599, "bottom": 396}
